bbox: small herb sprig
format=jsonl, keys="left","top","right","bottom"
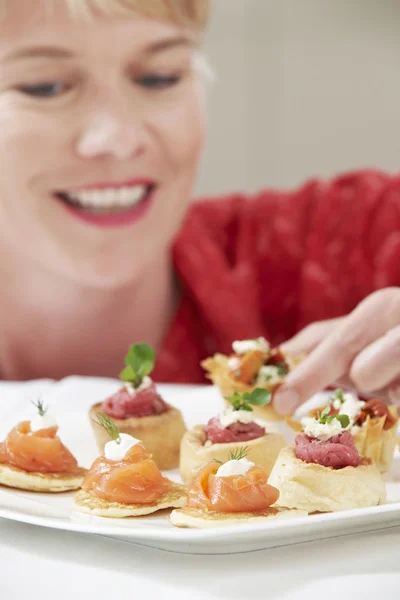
{"left": 119, "top": 343, "right": 155, "bottom": 389}
{"left": 228, "top": 446, "right": 249, "bottom": 461}
{"left": 317, "top": 406, "right": 350, "bottom": 429}
{"left": 212, "top": 446, "right": 250, "bottom": 465}
{"left": 32, "top": 398, "right": 47, "bottom": 417}
{"left": 93, "top": 413, "right": 121, "bottom": 444}
{"left": 224, "top": 388, "right": 271, "bottom": 412}
{"left": 332, "top": 388, "right": 345, "bottom": 404}
{"left": 275, "top": 361, "right": 288, "bottom": 377}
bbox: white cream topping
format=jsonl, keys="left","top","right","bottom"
{"left": 227, "top": 357, "right": 241, "bottom": 370}
{"left": 257, "top": 365, "right": 282, "bottom": 383}
{"left": 303, "top": 417, "right": 343, "bottom": 441}
{"left": 104, "top": 433, "right": 140, "bottom": 461}
{"left": 232, "top": 337, "right": 270, "bottom": 355}
{"left": 124, "top": 376, "right": 153, "bottom": 397}
{"left": 217, "top": 458, "right": 255, "bottom": 477}
{"left": 218, "top": 407, "right": 254, "bottom": 428}
{"left": 30, "top": 413, "right": 57, "bottom": 433}
{"left": 337, "top": 393, "right": 365, "bottom": 426}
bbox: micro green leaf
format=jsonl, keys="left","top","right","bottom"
{"left": 119, "top": 343, "right": 155, "bottom": 387}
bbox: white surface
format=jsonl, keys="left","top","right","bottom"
{"left": 1, "top": 378, "right": 400, "bottom": 598}
{"left": 1, "top": 378, "right": 400, "bottom": 555}
{"left": 198, "top": 0, "right": 400, "bottom": 195}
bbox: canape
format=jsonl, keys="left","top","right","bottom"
{"left": 90, "top": 343, "right": 186, "bottom": 470}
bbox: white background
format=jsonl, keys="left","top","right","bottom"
{"left": 197, "top": 0, "right": 400, "bottom": 195}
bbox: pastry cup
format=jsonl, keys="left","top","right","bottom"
{"left": 302, "top": 405, "right": 399, "bottom": 474}
{"left": 201, "top": 351, "right": 302, "bottom": 422}
{"left": 268, "top": 446, "right": 386, "bottom": 513}
{"left": 179, "top": 424, "right": 286, "bottom": 484}
{"left": 352, "top": 406, "right": 398, "bottom": 474}
{"left": 89, "top": 403, "right": 186, "bottom": 471}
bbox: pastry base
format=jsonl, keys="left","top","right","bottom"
{"left": 74, "top": 482, "right": 186, "bottom": 518}
{"left": 0, "top": 463, "right": 86, "bottom": 493}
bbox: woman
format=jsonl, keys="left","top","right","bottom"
{"left": 0, "top": 0, "right": 399, "bottom": 417}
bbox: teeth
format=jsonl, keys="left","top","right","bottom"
{"left": 67, "top": 185, "right": 148, "bottom": 208}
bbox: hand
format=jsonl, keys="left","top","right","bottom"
{"left": 273, "top": 288, "right": 400, "bottom": 415}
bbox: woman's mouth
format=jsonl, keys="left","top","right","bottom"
{"left": 55, "top": 181, "right": 156, "bottom": 228}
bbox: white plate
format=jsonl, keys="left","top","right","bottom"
{"left": 0, "top": 376, "right": 400, "bottom": 555}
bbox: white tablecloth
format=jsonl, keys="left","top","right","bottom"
{"left": 1, "top": 519, "right": 400, "bottom": 600}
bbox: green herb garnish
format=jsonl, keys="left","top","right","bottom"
{"left": 228, "top": 446, "right": 249, "bottom": 461}
{"left": 93, "top": 413, "right": 121, "bottom": 444}
{"left": 316, "top": 406, "right": 350, "bottom": 429}
{"left": 332, "top": 388, "right": 345, "bottom": 404}
{"left": 212, "top": 458, "right": 223, "bottom": 465}
{"left": 225, "top": 388, "right": 271, "bottom": 412}
{"left": 32, "top": 398, "right": 47, "bottom": 417}
{"left": 119, "top": 342, "right": 155, "bottom": 388}
{"left": 275, "top": 362, "right": 289, "bottom": 377}
{"left": 335, "top": 414, "right": 350, "bottom": 428}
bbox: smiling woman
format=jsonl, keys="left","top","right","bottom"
{"left": 0, "top": 1, "right": 400, "bottom": 416}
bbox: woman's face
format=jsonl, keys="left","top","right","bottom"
{"left": 0, "top": 2, "right": 206, "bottom": 287}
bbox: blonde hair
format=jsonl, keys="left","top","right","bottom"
{"left": 0, "top": 0, "right": 211, "bottom": 33}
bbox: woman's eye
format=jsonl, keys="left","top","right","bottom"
{"left": 135, "top": 74, "right": 181, "bottom": 89}
{"left": 18, "top": 82, "right": 69, "bottom": 98}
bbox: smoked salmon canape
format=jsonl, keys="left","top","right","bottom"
{"left": 0, "top": 400, "right": 85, "bottom": 493}
{"left": 180, "top": 388, "right": 285, "bottom": 484}
{"left": 170, "top": 447, "right": 307, "bottom": 528}
{"left": 75, "top": 414, "right": 186, "bottom": 518}
{"left": 269, "top": 409, "right": 386, "bottom": 513}
{"left": 202, "top": 337, "right": 304, "bottom": 422}
{"left": 89, "top": 343, "right": 186, "bottom": 470}
{"left": 287, "top": 388, "right": 398, "bottom": 474}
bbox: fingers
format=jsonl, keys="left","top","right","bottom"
{"left": 349, "top": 325, "right": 400, "bottom": 392}
{"left": 388, "top": 380, "right": 400, "bottom": 405}
{"left": 273, "top": 288, "right": 400, "bottom": 415}
{"left": 280, "top": 318, "right": 344, "bottom": 355}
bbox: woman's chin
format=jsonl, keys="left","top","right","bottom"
{"left": 64, "top": 258, "right": 147, "bottom": 290}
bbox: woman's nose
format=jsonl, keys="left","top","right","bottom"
{"left": 75, "top": 96, "right": 149, "bottom": 161}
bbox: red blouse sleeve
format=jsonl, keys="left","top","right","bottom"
{"left": 173, "top": 169, "right": 400, "bottom": 354}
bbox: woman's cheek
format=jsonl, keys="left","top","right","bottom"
{"left": 153, "top": 84, "right": 206, "bottom": 167}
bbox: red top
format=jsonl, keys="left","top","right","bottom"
{"left": 153, "top": 169, "right": 400, "bottom": 384}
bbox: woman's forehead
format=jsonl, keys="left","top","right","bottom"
{"left": 0, "top": 1, "right": 199, "bottom": 60}
{"left": 0, "top": 0, "right": 209, "bottom": 32}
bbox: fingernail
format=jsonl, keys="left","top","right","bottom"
{"left": 274, "top": 389, "right": 301, "bottom": 416}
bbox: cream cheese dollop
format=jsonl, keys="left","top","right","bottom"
{"left": 303, "top": 417, "right": 343, "bottom": 442}
{"left": 30, "top": 413, "right": 57, "bottom": 433}
{"left": 232, "top": 337, "right": 270, "bottom": 355}
{"left": 218, "top": 407, "right": 254, "bottom": 428}
{"left": 124, "top": 376, "right": 153, "bottom": 397}
{"left": 257, "top": 365, "right": 282, "bottom": 383}
{"left": 227, "top": 357, "right": 241, "bottom": 371}
{"left": 217, "top": 457, "right": 255, "bottom": 477}
{"left": 337, "top": 393, "right": 365, "bottom": 426}
{"left": 104, "top": 433, "right": 140, "bottom": 461}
